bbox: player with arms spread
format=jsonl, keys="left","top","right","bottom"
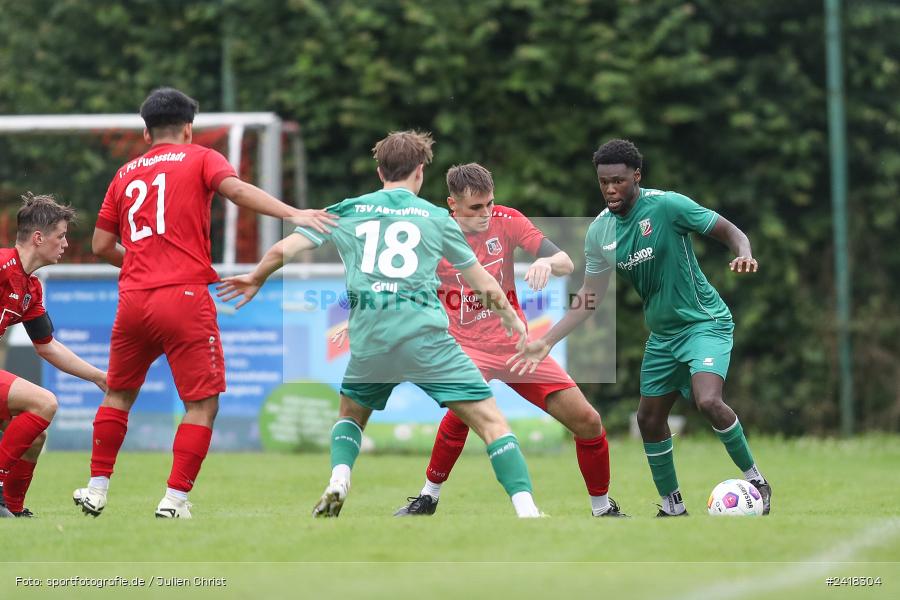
{"left": 218, "top": 131, "right": 543, "bottom": 518}
{"left": 0, "top": 193, "right": 107, "bottom": 517}
{"left": 73, "top": 87, "right": 336, "bottom": 519}
{"left": 389, "top": 163, "right": 626, "bottom": 518}
{"left": 511, "top": 139, "right": 772, "bottom": 516}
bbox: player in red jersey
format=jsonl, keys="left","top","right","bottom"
{"left": 73, "top": 87, "right": 336, "bottom": 519}
{"left": 343, "top": 163, "right": 626, "bottom": 517}
{"left": 0, "top": 193, "right": 108, "bottom": 517}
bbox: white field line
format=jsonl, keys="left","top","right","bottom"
{"left": 674, "top": 518, "right": 900, "bottom": 600}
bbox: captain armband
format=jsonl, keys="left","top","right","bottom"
{"left": 537, "top": 238, "right": 562, "bottom": 258}
{"left": 23, "top": 314, "right": 54, "bottom": 344}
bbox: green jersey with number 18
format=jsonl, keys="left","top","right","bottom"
{"left": 584, "top": 188, "right": 732, "bottom": 337}
{"left": 295, "top": 187, "right": 477, "bottom": 357}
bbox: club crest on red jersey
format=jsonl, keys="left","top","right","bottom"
{"left": 639, "top": 219, "right": 653, "bottom": 237}
{"left": 486, "top": 237, "right": 502, "bottom": 255}
{"left": 22, "top": 293, "right": 32, "bottom": 312}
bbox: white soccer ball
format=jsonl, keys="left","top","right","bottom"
{"left": 707, "top": 479, "right": 764, "bottom": 516}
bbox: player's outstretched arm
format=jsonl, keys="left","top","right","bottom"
{"left": 508, "top": 271, "right": 611, "bottom": 375}
{"left": 33, "top": 339, "right": 107, "bottom": 392}
{"left": 707, "top": 215, "right": 758, "bottom": 274}
{"left": 217, "top": 177, "right": 337, "bottom": 234}
{"left": 92, "top": 228, "right": 124, "bottom": 268}
{"left": 524, "top": 240, "right": 575, "bottom": 291}
{"left": 459, "top": 261, "right": 527, "bottom": 351}
{"left": 216, "top": 233, "right": 316, "bottom": 309}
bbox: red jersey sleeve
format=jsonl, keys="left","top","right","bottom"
{"left": 96, "top": 178, "right": 120, "bottom": 234}
{"left": 22, "top": 278, "right": 47, "bottom": 322}
{"left": 202, "top": 149, "right": 238, "bottom": 192}
{"left": 505, "top": 206, "right": 544, "bottom": 255}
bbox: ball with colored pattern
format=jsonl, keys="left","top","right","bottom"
{"left": 707, "top": 479, "right": 764, "bottom": 516}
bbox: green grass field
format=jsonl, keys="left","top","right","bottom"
{"left": 2, "top": 436, "right": 898, "bottom": 599}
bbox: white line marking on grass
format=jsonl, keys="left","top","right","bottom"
{"left": 674, "top": 518, "right": 900, "bottom": 600}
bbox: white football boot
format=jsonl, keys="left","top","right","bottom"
{"left": 312, "top": 479, "right": 349, "bottom": 518}
{"left": 73, "top": 487, "right": 108, "bottom": 517}
{"left": 154, "top": 494, "right": 193, "bottom": 519}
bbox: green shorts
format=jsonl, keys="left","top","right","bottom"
{"left": 340, "top": 329, "right": 493, "bottom": 410}
{"left": 640, "top": 320, "right": 734, "bottom": 399}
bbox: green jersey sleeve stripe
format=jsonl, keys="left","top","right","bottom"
{"left": 701, "top": 212, "right": 719, "bottom": 234}
{"left": 453, "top": 255, "right": 477, "bottom": 269}
{"left": 294, "top": 226, "right": 325, "bottom": 247}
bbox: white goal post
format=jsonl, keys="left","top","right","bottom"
{"left": 0, "top": 112, "right": 304, "bottom": 264}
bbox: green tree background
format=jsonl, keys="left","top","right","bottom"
{"left": 1, "top": 0, "right": 897, "bottom": 433}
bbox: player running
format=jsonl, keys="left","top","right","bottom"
{"left": 73, "top": 87, "right": 336, "bottom": 519}
{"left": 0, "top": 193, "right": 107, "bottom": 517}
{"left": 510, "top": 139, "right": 772, "bottom": 516}
{"left": 376, "top": 163, "right": 626, "bottom": 518}
{"left": 218, "top": 131, "right": 543, "bottom": 518}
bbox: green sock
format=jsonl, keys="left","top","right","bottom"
{"left": 486, "top": 434, "right": 533, "bottom": 496}
{"left": 644, "top": 437, "right": 679, "bottom": 497}
{"left": 714, "top": 418, "right": 755, "bottom": 472}
{"left": 330, "top": 419, "right": 362, "bottom": 469}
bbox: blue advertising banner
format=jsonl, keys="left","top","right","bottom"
{"left": 42, "top": 273, "right": 567, "bottom": 451}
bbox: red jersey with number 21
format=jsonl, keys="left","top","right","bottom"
{"left": 96, "top": 143, "right": 236, "bottom": 292}
{"left": 436, "top": 205, "right": 544, "bottom": 352}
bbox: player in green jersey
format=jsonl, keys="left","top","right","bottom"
{"left": 510, "top": 139, "right": 771, "bottom": 516}
{"left": 218, "top": 131, "right": 542, "bottom": 518}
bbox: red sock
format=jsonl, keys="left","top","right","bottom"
{"left": 425, "top": 410, "right": 470, "bottom": 484}
{"left": 575, "top": 429, "right": 611, "bottom": 496}
{"left": 3, "top": 459, "right": 37, "bottom": 513}
{"left": 0, "top": 412, "right": 50, "bottom": 476}
{"left": 167, "top": 423, "right": 212, "bottom": 492}
{"left": 90, "top": 406, "right": 129, "bottom": 478}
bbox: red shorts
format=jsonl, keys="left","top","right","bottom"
{"left": 460, "top": 344, "right": 576, "bottom": 412}
{"left": 0, "top": 369, "right": 16, "bottom": 421}
{"left": 107, "top": 284, "right": 225, "bottom": 401}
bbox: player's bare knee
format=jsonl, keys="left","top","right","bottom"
{"left": 31, "top": 389, "right": 58, "bottom": 420}
{"left": 103, "top": 389, "right": 138, "bottom": 412}
{"left": 184, "top": 399, "right": 218, "bottom": 427}
{"left": 203, "top": 401, "right": 219, "bottom": 421}
{"left": 636, "top": 407, "right": 656, "bottom": 433}
{"left": 573, "top": 408, "right": 603, "bottom": 439}
{"left": 638, "top": 411, "right": 670, "bottom": 439}
{"left": 338, "top": 397, "right": 371, "bottom": 429}
{"left": 694, "top": 393, "right": 723, "bottom": 415}
{"left": 201, "top": 407, "right": 218, "bottom": 426}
